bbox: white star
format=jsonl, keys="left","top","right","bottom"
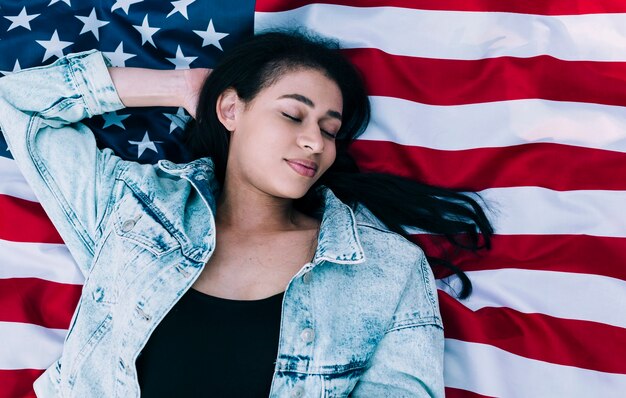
{"left": 103, "top": 42, "right": 136, "bottom": 67}
{"left": 111, "top": 0, "right": 143, "bottom": 15}
{"left": 102, "top": 111, "right": 130, "bottom": 129}
{"left": 48, "top": 0, "right": 71, "bottom": 6}
{"left": 4, "top": 7, "right": 40, "bottom": 31}
{"left": 36, "top": 30, "right": 73, "bottom": 62}
{"left": 133, "top": 15, "right": 159, "bottom": 47}
{"left": 0, "top": 60, "right": 22, "bottom": 76}
{"left": 166, "top": 46, "right": 197, "bottom": 69}
{"left": 128, "top": 132, "right": 162, "bottom": 158}
{"left": 163, "top": 108, "right": 190, "bottom": 134}
{"left": 193, "top": 19, "right": 228, "bottom": 51}
{"left": 166, "top": 0, "right": 195, "bottom": 19}
{"left": 75, "top": 8, "right": 109, "bottom": 41}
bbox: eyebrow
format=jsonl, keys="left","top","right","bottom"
{"left": 278, "top": 93, "right": 342, "bottom": 120}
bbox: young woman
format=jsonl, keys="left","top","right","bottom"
{"left": 0, "top": 31, "right": 491, "bottom": 397}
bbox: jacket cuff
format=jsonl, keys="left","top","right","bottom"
{"left": 66, "top": 50, "right": 125, "bottom": 117}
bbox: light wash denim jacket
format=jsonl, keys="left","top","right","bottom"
{"left": 0, "top": 50, "right": 444, "bottom": 398}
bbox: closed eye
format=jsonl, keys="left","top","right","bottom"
{"left": 283, "top": 112, "right": 337, "bottom": 139}
{"left": 321, "top": 129, "right": 337, "bottom": 139}
{"left": 282, "top": 112, "right": 301, "bottom": 122}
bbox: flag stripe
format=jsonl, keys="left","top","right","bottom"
{"left": 444, "top": 339, "right": 626, "bottom": 398}
{"left": 444, "top": 387, "right": 495, "bottom": 398}
{"left": 437, "top": 269, "right": 626, "bottom": 328}
{"left": 0, "top": 369, "right": 42, "bottom": 398}
{"left": 0, "top": 240, "right": 82, "bottom": 284}
{"left": 255, "top": 0, "right": 626, "bottom": 15}
{"left": 350, "top": 140, "right": 626, "bottom": 191}
{"left": 0, "top": 195, "right": 63, "bottom": 244}
{"left": 439, "top": 292, "right": 626, "bottom": 374}
{"left": 346, "top": 49, "right": 626, "bottom": 106}
{"left": 0, "top": 321, "right": 65, "bottom": 370}
{"left": 409, "top": 187, "right": 626, "bottom": 237}
{"left": 364, "top": 96, "right": 626, "bottom": 154}
{"left": 0, "top": 278, "right": 80, "bottom": 329}
{"left": 0, "top": 156, "right": 38, "bottom": 202}
{"left": 256, "top": 6, "right": 626, "bottom": 61}
{"left": 413, "top": 234, "right": 626, "bottom": 282}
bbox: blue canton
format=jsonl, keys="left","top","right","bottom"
{"left": 0, "top": 0, "right": 255, "bottom": 162}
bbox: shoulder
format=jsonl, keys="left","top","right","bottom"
{"left": 111, "top": 157, "right": 217, "bottom": 263}
{"left": 116, "top": 157, "right": 219, "bottom": 200}
{"left": 352, "top": 203, "right": 423, "bottom": 260}
{"left": 351, "top": 204, "right": 442, "bottom": 329}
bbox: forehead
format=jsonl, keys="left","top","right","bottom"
{"left": 260, "top": 68, "right": 343, "bottom": 105}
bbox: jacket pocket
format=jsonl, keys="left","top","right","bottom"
{"left": 113, "top": 193, "right": 179, "bottom": 257}
{"left": 323, "top": 365, "right": 367, "bottom": 398}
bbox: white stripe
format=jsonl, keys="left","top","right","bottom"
{"left": 363, "top": 97, "right": 626, "bottom": 153}
{"left": 437, "top": 269, "right": 626, "bottom": 329}
{"left": 0, "top": 155, "right": 37, "bottom": 202}
{"left": 0, "top": 239, "right": 84, "bottom": 284}
{"left": 0, "top": 321, "right": 65, "bottom": 369}
{"left": 409, "top": 187, "right": 626, "bottom": 237}
{"left": 255, "top": 6, "right": 626, "bottom": 61}
{"left": 444, "top": 339, "right": 626, "bottom": 398}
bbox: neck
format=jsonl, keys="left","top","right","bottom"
{"left": 216, "top": 178, "right": 311, "bottom": 233}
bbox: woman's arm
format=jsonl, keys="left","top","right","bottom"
{"left": 351, "top": 255, "right": 445, "bottom": 397}
{"left": 351, "top": 324, "right": 444, "bottom": 397}
{"left": 0, "top": 50, "right": 206, "bottom": 275}
{"left": 108, "top": 66, "right": 209, "bottom": 117}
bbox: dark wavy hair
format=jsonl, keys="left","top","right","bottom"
{"left": 185, "top": 30, "right": 493, "bottom": 298}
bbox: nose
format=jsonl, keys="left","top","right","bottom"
{"left": 297, "top": 124, "right": 324, "bottom": 153}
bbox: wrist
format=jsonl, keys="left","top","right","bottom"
{"left": 108, "top": 67, "right": 187, "bottom": 108}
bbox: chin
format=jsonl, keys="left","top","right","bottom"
{"left": 271, "top": 182, "right": 315, "bottom": 200}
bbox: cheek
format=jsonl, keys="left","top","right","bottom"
{"left": 321, "top": 146, "right": 337, "bottom": 172}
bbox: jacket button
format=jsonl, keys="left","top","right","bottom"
{"left": 300, "top": 328, "right": 315, "bottom": 343}
{"left": 121, "top": 219, "right": 136, "bottom": 233}
{"left": 302, "top": 272, "right": 312, "bottom": 284}
{"left": 291, "top": 387, "right": 304, "bottom": 398}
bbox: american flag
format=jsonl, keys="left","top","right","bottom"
{"left": 1, "top": 1, "right": 626, "bottom": 397}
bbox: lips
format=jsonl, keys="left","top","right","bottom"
{"left": 285, "top": 159, "right": 318, "bottom": 177}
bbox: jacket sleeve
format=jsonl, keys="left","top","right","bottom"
{"left": 351, "top": 255, "right": 445, "bottom": 397}
{"left": 0, "top": 50, "right": 126, "bottom": 276}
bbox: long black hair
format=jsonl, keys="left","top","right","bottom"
{"left": 185, "top": 30, "right": 493, "bottom": 298}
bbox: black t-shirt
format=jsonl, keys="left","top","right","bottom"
{"left": 136, "top": 287, "right": 284, "bottom": 397}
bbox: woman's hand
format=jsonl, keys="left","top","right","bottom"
{"left": 181, "top": 68, "right": 211, "bottom": 119}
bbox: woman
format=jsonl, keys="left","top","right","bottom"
{"left": 0, "top": 31, "right": 491, "bottom": 397}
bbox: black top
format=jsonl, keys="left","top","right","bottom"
{"left": 136, "top": 288, "right": 284, "bottom": 398}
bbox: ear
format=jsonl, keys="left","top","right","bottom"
{"left": 216, "top": 88, "right": 239, "bottom": 132}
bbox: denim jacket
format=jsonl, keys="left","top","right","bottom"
{"left": 0, "top": 50, "right": 444, "bottom": 398}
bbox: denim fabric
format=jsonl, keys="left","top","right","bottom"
{"left": 0, "top": 50, "right": 444, "bottom": 398}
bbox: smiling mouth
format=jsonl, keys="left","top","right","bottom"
{"left": 285, "top": 160, "right": 318, "bottom": 177}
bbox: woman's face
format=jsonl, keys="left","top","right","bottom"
{"left": 219, "top": 68, "right": 343, "bottom": 199}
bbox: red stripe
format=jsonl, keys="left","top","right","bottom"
{"left": 0, "top": 278, "right": 80, "bottom": 329}
{"left": 345, "top": 49, "right": 626, "bottom": 107}
{"left": 0, "top": 369, "right": 41, "bottom": 398}
{"left": 439, "top": 291, "right": 626, "bottom": 374}
{"left": 255, "top": 0, "right": 626, "bottom": 15}
{"left": 445, "top": 388, "right": 496, "bottom": 398}
{"left": 349, "top": 140, "right": 626, "bottom": 191}
{"left": 413, "top": 234, "right": 626, "bottom": 282}
{"left": 0, "top": 195, "right": 63, "bottom": 244}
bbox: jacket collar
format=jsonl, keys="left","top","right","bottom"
{"left": 313, "top": 187, "right": 366, "bottom": 265}
{"left": 147, "top": 157, "right": 218, "bottom": 263}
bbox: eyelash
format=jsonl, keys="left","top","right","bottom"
{"left": 282, "top": 112, "right": 337, "bottom": 139}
